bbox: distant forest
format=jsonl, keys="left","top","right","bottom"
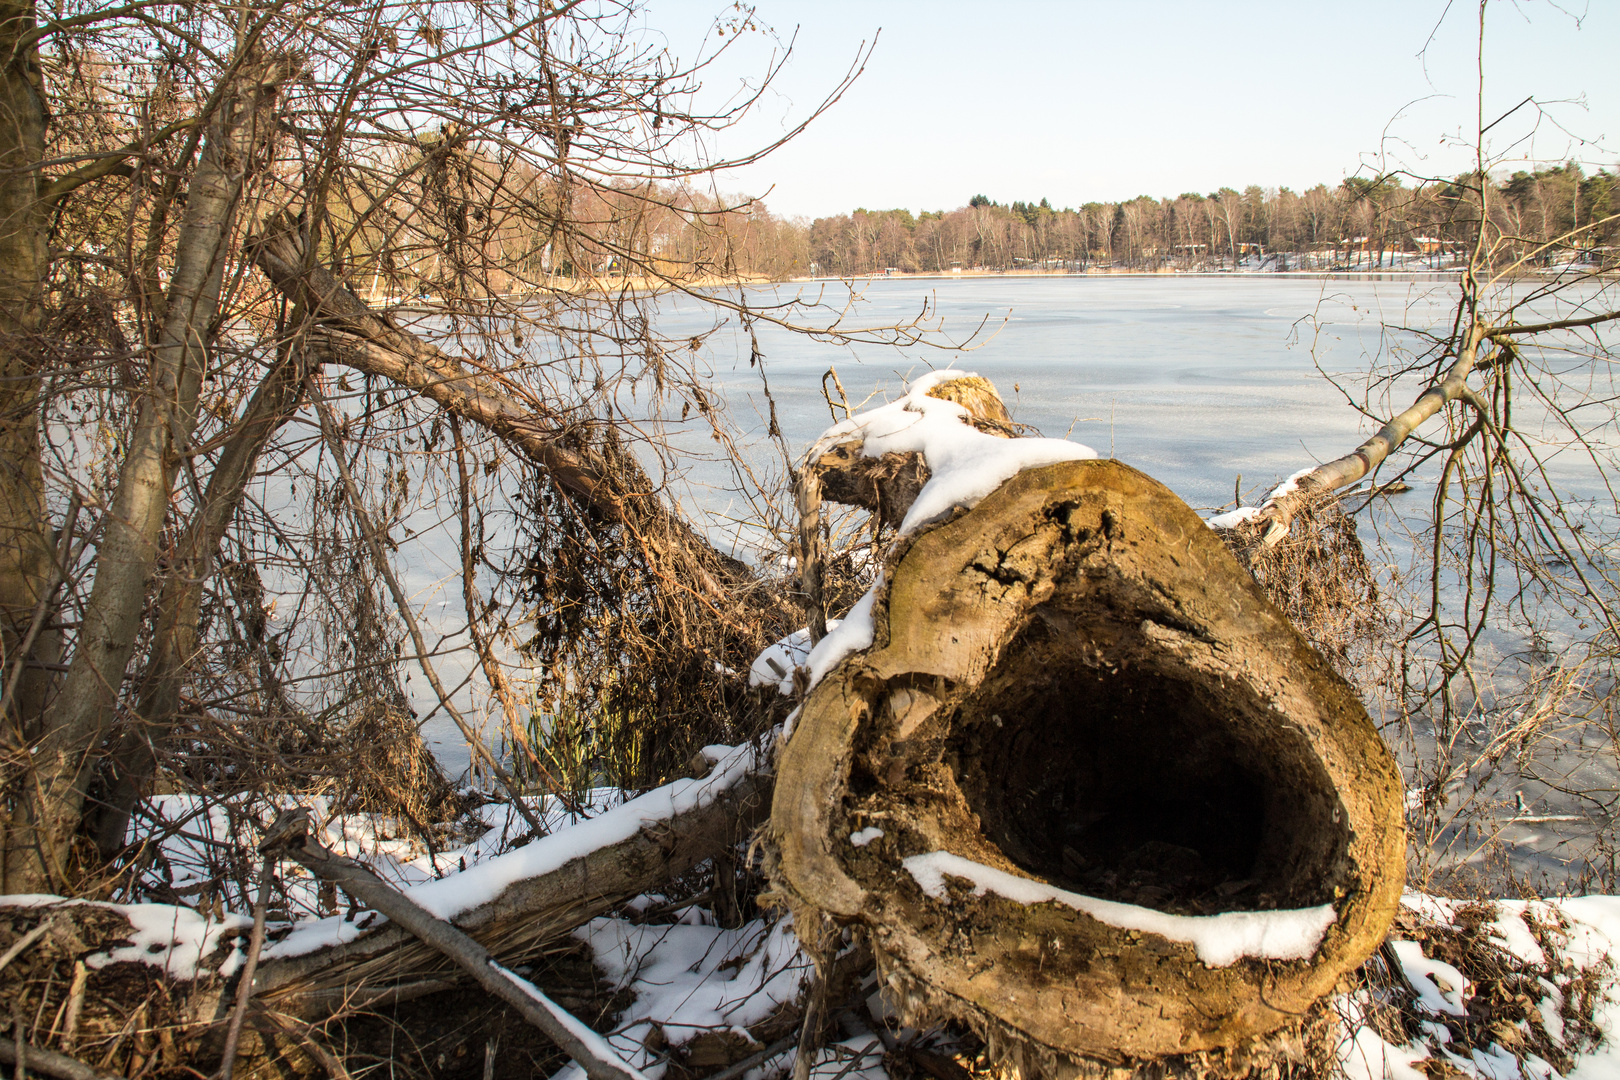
{"left": 713, "top": 163, "right": 1619, "bottom": 278}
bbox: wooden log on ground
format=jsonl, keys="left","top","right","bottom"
{"left": 252, "top": 742, "right": 773, "bottom": 1017}
{"left": 0, "top": 742, "right": 774, "bottom": 1078}
{"left": 259, "top": 808, "right": 648, "bottom": 1080}
{"left": 770, "top": 458, "right": 1405, "bottom": 1066}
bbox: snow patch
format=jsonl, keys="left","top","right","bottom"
{"left": 1388, "top": 939, "right": 1471, "bottom": 1017}
{"left": 491, "top": 960, "right": 650, "bottom": 1080}
{"left": 750, "top": 624, "right": 834, "bottom": 695}
{"left": 1205, "top": 467, "right": 1314, "bottom": 530}
{"left": 1206, "top": 505, "right": 1261, "bottom": 530}
{"left": 806, "top": 1038, "right": 886, "bottom": 1080}
{"left": 849, "top": 828, "right": 884, "bottom": 847}
{"left": 1339, "top": 1019, "right": 1433, "bottom": 1080}
{"left": 805, "top": 369, "right": 1096, "bottom": 537}
{"left": 0, "top": 896, "right": 250, "bottom": 980}
{"left": 804, "top": 581, "right": 880, "bottom": 691}
{"left": 553, "top": 912, "right": 812, "bottom": 1080}
{"left": 900, "top": 851, "right": 1336, "bottom": 967}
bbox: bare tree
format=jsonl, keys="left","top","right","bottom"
{"left": 0, "top": 0, "right": 905, "bottom": 894}
{"left": 1235, "top": 0, "right": 1620, "bottom": 890}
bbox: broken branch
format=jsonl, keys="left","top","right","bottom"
{"left": 259, "top": 808, "right": 647, "bottom": 1080}
{"left": 1250, "top": 320, "right": 1491, "bottom": 543}
{"left": 0, "top": 1038, "right": 122, "bottom": 1080}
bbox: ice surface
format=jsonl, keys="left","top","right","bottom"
{"left": 900, "top": 851, "right": 1336, "bottom": 967}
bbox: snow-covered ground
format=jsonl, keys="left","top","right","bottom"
{"left": 18, "top": 777, "right": 1620, "bottom": 1080}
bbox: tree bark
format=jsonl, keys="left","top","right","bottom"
{"left": 0, "top": 0, "right": 60, "bottom": 760}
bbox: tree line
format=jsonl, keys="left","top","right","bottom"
{"left": 708, "top": 165, "right": 1620, "bottom": 277}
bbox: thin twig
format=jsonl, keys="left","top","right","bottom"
{"left": 790, "top": 935, "right": 832, "bottom": 1080}
{"left": 215, "top": 853, "right": 273, "bottom": 1080}
{"left": 308, "top": 381, "right": 547, "bottom": 837}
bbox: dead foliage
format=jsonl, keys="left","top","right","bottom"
{"left": 1218, "top": 493, "right": 1386, "bottom": 681}
{"left": 0, "top": 906, "right": 235, "bottom": 1078}
{"left": 1334, "top": 900, "right": 1607, "bottom": 1080}
{"left": 514, "top": 432, "right": 799, "bottom": 798}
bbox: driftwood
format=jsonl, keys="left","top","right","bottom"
{"left": 770, "top": 458, "right": 1405, "bottom": 1066}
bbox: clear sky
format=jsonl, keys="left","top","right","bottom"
{"left": 633, "top": 0, "right": 1618, "bottom": 220}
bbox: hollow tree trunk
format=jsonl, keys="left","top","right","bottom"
{"left": 770, "top": 459, "right": 1405, "bottom": 1067}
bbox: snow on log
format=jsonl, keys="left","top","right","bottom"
{"left": 769, "top": 457, "right": 1406, "bottom": 1064}
{"left": 254, "top": 740, "right": 773, "bottom": 1017}
{"left": 0, "top": 739, "right": 774, "bottom": 1052}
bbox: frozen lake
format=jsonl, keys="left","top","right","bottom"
{"left": 662, "top": 274, "right": 1453, "bottom": 517}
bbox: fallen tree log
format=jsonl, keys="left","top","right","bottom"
{"left": 259, "top": 807, "right": 648, "bottom": 1080}
{"left": 253, "top": 741, "right": 774, "bottom": 1017}
{"left": 0, "top": 741, "right": 774, "bottom": 1076}
{"left": 770, "top": 458, "right": 1405, "bottom": 1067}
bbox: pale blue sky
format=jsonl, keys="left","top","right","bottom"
{"left": 634, "top": 0, "right": 1618, "bottom": 219}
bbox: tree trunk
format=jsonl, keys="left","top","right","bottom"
{"left": 91, "top": 342, "right": 316, "bottom": 857}
{"left": 770, "top": 459, "right": 1405, "bottom": 1067}
{"left": 0, "top": 0, "right": 60, "bottom": 762}
{"left": 7, "top": 53, "right": 291, "bottom": 891}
